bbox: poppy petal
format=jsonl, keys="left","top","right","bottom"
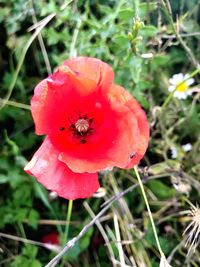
{"left": 24, "top": 137, "right": 99, "bottom": 200}
{"left": 63, "top": 56, "right": 114, "bottom": 89}
{"left": 107, "top": 84, "right": 149, "bottom": 168}
{"left": 31, "top": 70, "right": 97, "bottom": 135}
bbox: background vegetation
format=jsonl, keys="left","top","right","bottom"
{"left": 0, "top": 0, "right": 199, "bottom": 266}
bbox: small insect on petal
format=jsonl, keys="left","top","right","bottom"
{"left": 130, "top": 152, "right": 136, "bottom": 159}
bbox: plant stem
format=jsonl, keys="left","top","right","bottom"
{"left": 0, "top": 98, "right": 30, "bottom": 110}
{"left": 30, "top": 0, "right": 52, "bottom": 75}
{"left": 60, "top": 200, "right": 73, "bottom": 266}
{"left": 133, "top": 166, "right": 163, "bottom": 256}
{"left": 69, "top": 19, "right": 82, "bottom": 58}
{"left": 64, "top": 199, "right": 73, "bottom": 243}
{"left": 18, "top": 223, "right": 27, "bottom": 239}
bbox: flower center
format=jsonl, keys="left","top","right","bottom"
{"left": 176, "top": 82, "right": 188, "bottom": 92}
{"left": 75, "top": 118, "right": 89, "bottom": 133}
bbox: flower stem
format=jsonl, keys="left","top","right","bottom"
{"left": 0, "top": 98, "right": 30, "bottom": 110}
{"left": 161, "top": 67, "right": 200, "bottom": 109}
{"left": 64, "top": 199, "right": 73, "bottom": 243}
{"left": 60, "top": 200, "right": 73, "bottom": 266}
{"left": 134, "top": 166, "right": 163, "bottom": 256}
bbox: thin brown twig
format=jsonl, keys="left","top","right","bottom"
{"left": 162, "top": 32, "right": 200, "bottom": 39}
{"left": 0, "top": 232, "right": 61, "bottom": 252}
{"left": 84, "top": 202, "right": 118, "bottom": 267}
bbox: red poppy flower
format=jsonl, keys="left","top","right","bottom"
{"left": 24, "top": 57, "right": 149, "bottom": 200}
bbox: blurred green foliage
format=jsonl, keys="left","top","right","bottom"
{"left": 0, "top": 0, "right": 200, "bottom": 266}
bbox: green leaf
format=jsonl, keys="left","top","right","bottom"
{"left": 22, "top": 245, "right": 38, "bottom": 258}
{"left": 4, "top": 130, "right": 19, "bottom": 155}
{"left": 119, "top": 8, "right": 134, "bottom": 21}
{"left": 140, "top": 25, "right": 158, "bottom": 37}
{"left": 147, "top": 180, "right": 176, "bottom": 199}
{"left": 113, "top": 34, "right": 129, "bottom": 46}
{"left": 27, "top": 209, "right": 39, "bottom": 229}
{"left": 34, "top": 182, "right": 52, "bottom": 211}
{"left": 29, "top": 260, "right": 42, "bottom": 267}
{"left": 0, "top": 174, "right": 9, "bottom": 184}
{"left": 138, "top": 2, "right": 157, "bottom": 19}
{"left": 130, "top": 57, "right": 142, "bottom": 83}
{"left": 14, "top": 208, "right": 28, "bottom": 222}
{"left": 80, "top": 227, "right": 93, "bottom": 251}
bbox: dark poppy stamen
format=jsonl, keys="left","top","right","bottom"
{"left": 89, "top": 118, "right": 93, "bottom": 124}
{"left": 59, "top": 127, "right": 66, "bottom": 131}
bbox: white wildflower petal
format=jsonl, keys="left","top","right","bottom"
{"left": 182, "top": 143, "right": 192, "bottom": 152}
{"left": 186, "top": 78, "right": 195, "bottom": 86}
{"left": 186, "top": 90, "right": 193, "bottom": 96}
{"left": 172, "top": 73, "right": 184, "bottom": 84}
{"left": 141, "top": 53, "right": 154, "bottom": 58}
{"left": 171, "top": 146, "right": 178, "bottom": 159}
{"left": 183, "top": 74, "right": 190, "bottom": 80}
{"left": 168, "top": 85, "right": 175, "bottom": 92}
{"left": 169, "top": 78, "right": 177, "bottom": 85}
{"left": 173, "top": 91, "right": 187, "bottom": 99}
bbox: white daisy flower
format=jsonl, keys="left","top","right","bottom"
{"left": 182, "top": 143, "right": 192, "bottom": 152}
{"left": 168, "top": 73, "right": 195, "bottom": 99}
